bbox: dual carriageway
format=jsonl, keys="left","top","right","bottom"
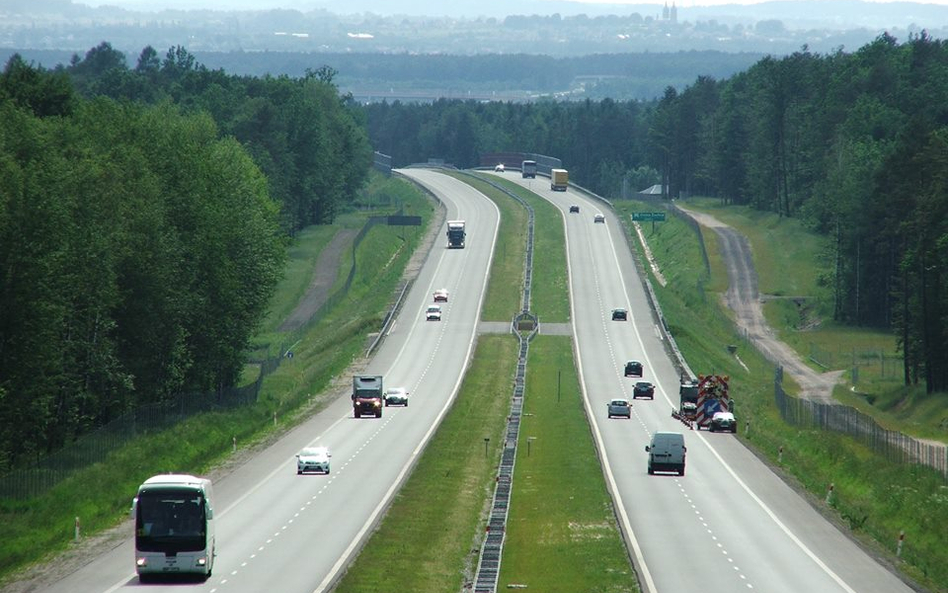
{"left": 38, "top": 168, "right": 914, "bottom": 593}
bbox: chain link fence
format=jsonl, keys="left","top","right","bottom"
{"left": 774, "top": 367, "right": 947, "bottom": 480}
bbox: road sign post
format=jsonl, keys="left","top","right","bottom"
{"left": 632, "top": 211, "right": 666, "bottom": 232}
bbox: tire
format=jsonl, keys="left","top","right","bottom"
{"left": 678, "top": 466, "right": 685, "bottom": 476}
{"left": 297, "top": 470, "right": 302, "bottom": 475}
{"left": 648, "top": 466, "right": 654, "bottom": 475}
{"left": 709, "top": 424, "right": 716, "bottom": 433}
{"left": 405, "top": 400, "right": 409, "bottom": 407}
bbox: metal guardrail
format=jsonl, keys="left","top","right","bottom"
{"left": 461, "top": 169, "right": 539, "bottom": 593}
{"left": 565, "top": 181, "right": 696, "bottom": 382}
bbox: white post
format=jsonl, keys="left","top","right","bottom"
{"left": 778, "top": 446, "right": 784, "bottom": 464}
{"left": 896, "top": 530, "right": 905, "bottom": 557}
{"left": 232, "top": 436, "right": 237, "bottom": 452}
{"left": 825, "top": 483, "right": 835, "bottom": 505}
{"left": 75, "top": 516, "right": 80, "bottom": 542}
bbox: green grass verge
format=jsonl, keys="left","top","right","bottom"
{"left": 333, "top": 335, "right": 519, "bottom": 592}
{"left": 478, "top": 174, "right": 571, "bottom": 323}
{"left": 499, "top": 335, "right": 639, "bottom": 592}
{"left": 0, "top": 173, "right": 436, "bottom": 584}
{"left": 612, "top": 197, "right": 948, "bottom": 592}
{"left": 447, "top": 173, "right": 527, "bottom": 322}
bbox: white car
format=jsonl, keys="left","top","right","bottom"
{"left": 494, "top": 163, "right": 505, "bottom": 172}
{"left": 433, "top": 289, "right": 449, "bottom": 302}
{"left": 594, "top": 213, "right": 606, "bottom": 223}
{"left": 384, "top": 387, "right": 409, "bottom": 407}
{"left": 426, "top": 305, "right": 442, "bottom": 321}
{"left": 296, "top": 446, "right": 331, "bottom": 474}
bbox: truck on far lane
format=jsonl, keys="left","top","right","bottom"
{"left": 550, "top": 168, "right": 569, "bottom": 191}
{"left": 447, "top": 220, "right": 466, "bottom": 248}
{"left": 352, "top": 375, "right": 384, "bottom": 418}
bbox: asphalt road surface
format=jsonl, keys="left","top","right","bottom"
{"left": 24, "top": 169, "right": 499, "bottom": 593}
{"left": 495, "top": 170, "right": 915, "bottom": 593}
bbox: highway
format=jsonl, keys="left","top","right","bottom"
{"left": 497, "top": 170, "right": 913, "bottom": 593}
{"left": 37, "top": 169, "right": 499, "bottom": 593}
{"left": 34, "top": 167, "right": 914, "bottom": 593}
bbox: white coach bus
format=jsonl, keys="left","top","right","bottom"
{"left": 131, "top": 474, "right": 216, "bottom": 581}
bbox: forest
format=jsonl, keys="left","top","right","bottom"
{"left": 0, "top": 44, "right": 371, "bottom": 469}
{"left": 2, "top": 31, "right": 946, "bottom": 470}
{"left": 364, "top": 32, "right": 948, "bottom": 394}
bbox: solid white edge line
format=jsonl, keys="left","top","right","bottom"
{"left": 560, "top": 199, "right": 659, "bottom": 593}
{"left": 311, "top": 169, "right": 502, "bottom": 593}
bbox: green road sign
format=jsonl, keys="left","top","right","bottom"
{"left": 632, "top": 212, "right": 666, "bottom": 222}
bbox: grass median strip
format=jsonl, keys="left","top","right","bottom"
{"left": 333, "top": 334, "right": 519, "bottom": 592}
{"left": 499, "top": 334, "right": 640, "bottom": 592}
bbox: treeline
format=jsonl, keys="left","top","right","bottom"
{"left": 64, "top": 42, "right": 372, "bottom": 234}
{"left": 650, "top": 32, "right": 948, "bottom": 392}
{"left": 365, "top": 98, "right": 659, "bottom": 196}
{"left": 365, "top": 32, "right": 948, "bottom": 392}
{"left": 0, "top": 45, "right": 371, "bottom": 468}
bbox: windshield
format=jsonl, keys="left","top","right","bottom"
{"left": 680, "top": 384, "right": 699, "bottom": 404}
{"left": 136, "top": 489, "right": 206, "bottom": 552}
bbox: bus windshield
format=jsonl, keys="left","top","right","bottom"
{"left": 136, "top": 489, "right": 206, "bottom": 552}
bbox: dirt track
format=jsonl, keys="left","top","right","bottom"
{"left": 678, "top": 206, "right": 844, "bottom": 404}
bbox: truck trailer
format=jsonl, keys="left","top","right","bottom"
{"left": 446, "top": 220, "right": 466, "bottom": 248}
{"left": 550, "top": 168, "right": 569, "bottom": 191}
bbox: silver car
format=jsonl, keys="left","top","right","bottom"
{"left": 607, "top": 398, "right": 631, "bottom": 419}
{"left": 296, "top": 447, "right": 331, "bottom": 474}
{"left": 384, "top": 387, "right": 409, "bottom": 407}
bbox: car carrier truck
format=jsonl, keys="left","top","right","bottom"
{"left": 447, "top": 220, "right": 466, "bottom": 248}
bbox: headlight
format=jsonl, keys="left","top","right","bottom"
{"left": 197, "top": 557, "right": 207, "bottom": 566}
{"left": 136, "top": 557, "right": 147, "bottom": 567}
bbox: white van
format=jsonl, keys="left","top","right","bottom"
{"left": 646, "top": 432, "right": 687, "bottom": 476}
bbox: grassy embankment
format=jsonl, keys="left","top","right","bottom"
{"left": 334, "top": 173, "right": 638, "bottom": 591}
{"left": 612, "top": 196, "right": 948, "bottom": 591}
{"left": 0, "top": 172, "right": 433, "bottom": 583}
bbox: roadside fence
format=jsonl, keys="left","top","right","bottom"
{"left": 774, "top": 367, "right": 947, "bottom": 480}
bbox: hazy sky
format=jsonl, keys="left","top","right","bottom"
{"left": 80, "top": 0, "right": 948, "bottom": 10}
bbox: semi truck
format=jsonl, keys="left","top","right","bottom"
{"left": 447, "top": 220, "right": 466, "bottom": 248}
{"left": 352, "top": 375, "right": 383, "bottom": 418}
{"left": 521, "top": 159, "right": 537, "bottom": 178}
{"left": 550, "top": 168, "right": 569, "bottom": 191}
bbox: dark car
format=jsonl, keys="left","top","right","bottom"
{"left": 632, "top": 381, "right": 655, "bottom": 399}
{"left": 709, "top": 411, "right": 738, "bottom": 433}
{"left": 569, "top": 205, "right": 580, "bottom": 213}
{"left": 624, "top": 360, "right": 643, "bottom": 377}
{"left": 611, "top": 308, "right": 628, "bottom": 321}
